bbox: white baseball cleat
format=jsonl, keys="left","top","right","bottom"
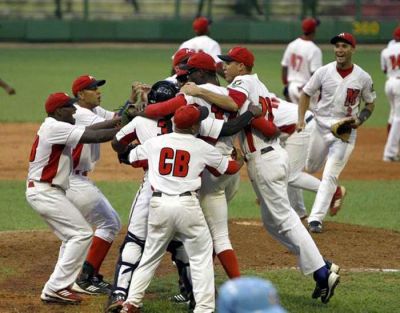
{"left": 41, "top": 287, "right": 82, "bottom": 304}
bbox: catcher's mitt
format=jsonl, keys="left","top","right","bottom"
{"left": 330, "top": 117, "right": 355, "bottom": 142}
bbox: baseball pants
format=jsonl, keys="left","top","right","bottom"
{"left": 306, "top": 123, "right": 356, "bottom": 223}
{"left": 26, "top": 182, "right": 93, "bottom": 293}
{"left": 124, "top": 193, "right": 215, "bottom": 313}
{"left": 383, "top": 77, "right": 400, "bottom": 159}
{"left": 246, "top": 144, "right": 325, "bottom": 275}
{"left": 66, "top": 175, "right": 121, "bottom": 243}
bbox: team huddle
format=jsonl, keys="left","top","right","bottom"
{"left": 26, "top": 16, "right": 400, "bottom": 313}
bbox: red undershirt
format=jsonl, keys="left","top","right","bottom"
{"left": 336, "top": 65, "right": 354, "bottom": 78}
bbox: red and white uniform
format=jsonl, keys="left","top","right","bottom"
{"left": 175, "top": 36, "right": 221, "bottom": 63}
{"left": 381, "top": 41, "right": 400, "bottom": 160}
{"left": 227, "top": 73, "right": 325, "bottom": 275}
{"left": 66, "top": 105, "right": 121, "bottom": 243}
{"left": 281, "top": 37, "right": 322, "bottom": 104}
{"left": 124, "top": 132, "right": 234, "bottom": 313}
{"left": 112, "top": 115, "right": 223, "bottom": 297}
{"left": 303, "top": 61, "right": 376, "bottom": 223}
{"left": 270, "top": 95, "right": 320, "bottom": 218}
{"left": 25, "top": 118, "right": 93, "bottom": 295}
{"left": 183, "top": 83, "right": 241, "bottom": 267}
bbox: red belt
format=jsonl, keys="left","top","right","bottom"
{"left": 74, "top": 170, "right": 88, "bottom": 176}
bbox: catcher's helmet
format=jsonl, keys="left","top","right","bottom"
{"left": 148, "top": 80, "right": 179, "bottom": 104}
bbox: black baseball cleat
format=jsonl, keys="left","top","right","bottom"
{"left": 105, "top": 292, "right": 126, "bottom": 313}
{"left": 312, "top": 272, "right": 340, "bottom": 303}
{"left": 72, "top": 274, "right": 111, "bottom": 295}
{"left": 170, "top": 293, "right": 190, "bottom": 305}
{"left": 312, "top": 260, "right": 340, "bottom": 299}
{"left": 308, "top": 221, "right": 323, "bottom": 233}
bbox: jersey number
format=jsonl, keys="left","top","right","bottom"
{"left": 290, "top": 53, "right": 303, "bottom": 71}
{"left": 389, "top": 54, "right": 400, "bottom": 70}
{"left": 159, "top": 148, "right": 190, "bottom": 177}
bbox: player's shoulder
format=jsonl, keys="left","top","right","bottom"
{"left": 200, "top": 83, "right": 227, "bottom": 94}
{"left": 353, "top": 64, "right": 373, "bottom": 81}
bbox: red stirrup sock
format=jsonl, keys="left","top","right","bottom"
{"left": 217, "top": 249, "right": 241, "bottom": 278}
{"left": 86, "top": 236, "right": 112, "bottom": 273}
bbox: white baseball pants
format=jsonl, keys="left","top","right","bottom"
{"left": 125, "top": 194, "right": 215, "bottom": 313}
{"left": 383, "top": 77, "right": 400, "bottom": 159}
{"left": 26, "top": 182, "right": 93, "bottom": 293}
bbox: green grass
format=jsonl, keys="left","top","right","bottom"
{"left": 0, "top": 45, "right": 389, "bottom": 126}
{"left": 2, "top": 179, "right": 399, "bottom": 232}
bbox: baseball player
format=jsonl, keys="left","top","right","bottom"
{"left": 107, "top": 80, "right": 261, "bottom": 312}
{"left": 381, "top": 26, "right": 400, "bottom": 162}
{"left": 119, "top": 105, "right": 244, "bottom": 313}
{"left": 0, "top": 78, "right": 16, "bottom": 95}
{"left": 25, "top": 92, "right": 119, "bottom": 304}
{"left": 218, "top": 277, "right": 287, "bottom": 313}
{"left": 191, "top": 46, "right": 340, "bottom": 303}
{"left": 297, "top": 33, "right": 376, "bottom": 233}
{"left": 281, "top": 18, "right": 322, "bottom": 104}
{"left": 166, "top": 47, "right": 195, "bottom": 85}
{"left": 173, "top": 16, "right": 224, "bottom": 77}
{"left": 64, "top": 75, "right": 122, "bottom": 295}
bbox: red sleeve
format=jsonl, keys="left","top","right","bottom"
{"left": 224, "top": 160, "right": 241, "bottom": 174}
{"left": 228, "top": 88, "right": 247, "bottom": 108}
{"left": 131, "top": 159, "right": 148, "bottom": 169}
{"left": 251, "top": 118, "right": 278, "bottom": 137}
{"left": 144, "top": 95, "right": 187, "bottom": 119}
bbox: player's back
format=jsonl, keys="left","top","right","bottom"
{"left": 381, "top": 42, "right": 400, "bottom": 78}
{"left": 282, "top": 38, "right": 322, "bottom": 84}
{"left": 179, "top": 35, "right": 221, "bottom": 62}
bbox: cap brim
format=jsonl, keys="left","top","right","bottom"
{"left": 218, "top": 55, "right": 234, "bottom": 63}
{"left": 87, "top": 79, "right": 106, "bottom": 89}
{"left": 330, "top": 36, "right": 353, "bottom": 47}
{"left": 65, "top": 98, "right": 78, "bottom": 106}
{"left": 198, "top": 106, "right": 209, "bottom": 121}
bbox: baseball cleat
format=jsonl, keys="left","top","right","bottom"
{"left": 383, "top": 156, "right": 400, "bottom": 162}
{"left": 106, "top": 293, "right": 126, "bottom": 313}
{"left": 40, "top": 287, "right": 82, "bottom": 304}
{"left": 120, "top": 303, "right": 141, "bottom": 313}
{"left": 170, "top": 293, "right": 191, "bottom": 304}
{"left": 312, "top": 260, "right": 340, "bottom": 298}
{"left": 308, "top": 221, "right": 323, "bottom": 233}
{"left": 320, "top": 272, "right": 340, "bottom": 304}
{"left": 329, "top": 186, "right": 346, "bottom": 216}
{"left": 72, "top": 277, "right": 110, "bottom": 295}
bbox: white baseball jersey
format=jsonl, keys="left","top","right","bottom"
{"left": 72, "top": 105, "right": 114, "bottom": 173}
{"left": 303, "top": 61, "right": 376, "bottom": 127}
{"left": 281, "top": 37, "right": 323, "bottom": 84}
{"left": 183, "top": 83, "right": 236, "bottom": 155}
{"left": 380, "top": 42, "right": 400, "bottom": 78}
{"left": 175, "top": 35, "right": 222, "bottom": 63}
{"left": 388, "top": 39, "right": 396, "bottom": 47}
{"left": 227, "top": 73, "right": 276, "bottom": 154}
{"left": 116, "top": 115, "right": 223, "bottom": 146}
{"left": 27, "top": 117, "right": 85, "bottom": 190}
{"left": 129, "top": 133, "right": 228, "bottom": 195}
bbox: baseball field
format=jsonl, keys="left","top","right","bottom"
{"left": 0, "top": 43, "right": 399, "bottom": 313}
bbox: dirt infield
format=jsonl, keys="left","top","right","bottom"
{"left": 1, "top": 123, "right": 400, "bottom": 313}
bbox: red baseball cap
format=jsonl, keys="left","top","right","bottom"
{"left": 193, "top": 17, "right": 211, "bottom": 35}
{"left": 302, "top": 18, "right": 320, "bottom": 34}
{"left": 330, "top": 32, "right": 356, "bottom": 48}
{"left": 173, "top": 48, "right": 196, "bottom": 67}
{"left": 393, "top": 26, "right": 400, "bottom": 40}
{"left": 174, "top": 105, "right": 209, "bottom": 129}
{"left": 72, "top": 75, "right": 106, "bottom": 96}
{"left": 45, "top": 92, "right": 77, "bottom": 114}
{"left": 218, "top": 46, "right": 255, "bottom": 67}
{"left": 183, "top": 52, "right": 216, "bottom": 72}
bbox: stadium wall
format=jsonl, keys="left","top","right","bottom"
{"left": 0, "top": 19, "right": 397, "bottom": 43}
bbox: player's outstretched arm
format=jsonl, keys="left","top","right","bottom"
{"left": 296, "top": 91, "right": 311, "bottom": 132}
{"left": 181, "top": 82, "right": 239, "bottom": 112}
{"left": 86, "top": 118, "right": 121, "bottom": 130}
{"left": 79, "top": 128, "right": 119, "bottom": 144}
{"left": 219, "top": 103, "right": 262, "bottom": 137}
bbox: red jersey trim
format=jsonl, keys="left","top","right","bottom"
{"left": 228, "top": 88, "right": 246, "bottom": 108}
{"left": 40, "top": 144, "right": 65, "bottom": 183}
{"left": 131, "top": 159, "right": 148, "bottom": 169}
{"left": 72, "top": 144, "right": 84, "bottom": 169}
{"left": 336, "top": 65, "right": 354, "bottom": 78}
{"left": 120, "top": 131, "right": 138, "bottom": 146}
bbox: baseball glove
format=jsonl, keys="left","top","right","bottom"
{"left": 330, "top": 117, "right": 355, "bottom": 142}
{"left": 120, "top": 90, "right": 145, "bottom": 126}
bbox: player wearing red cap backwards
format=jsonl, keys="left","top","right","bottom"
{"left": 281, "top": 17, "right": 322, "bottom": 105}
{"left": 166, "top": 47, "right": 195, "bottom": 86}
{"left": 65, "top": 75, "right": 122, "bottom": 295}
{"left": 184, "top": 46, "right": 340, "bottom": 304}
{"left": 381, "top": 26, "right": 400, "bottom": 162}
{"left": 25, "top": 92, "right": 120, "bottom": 305}
{"left": 173, "top": 16, "right": 224, "bottom": 77}
{"left": 297, "top": 33, "right": 376, "bottom": 232}
{"left": 119, "top": 105, "right": 244, "bottom": 313}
